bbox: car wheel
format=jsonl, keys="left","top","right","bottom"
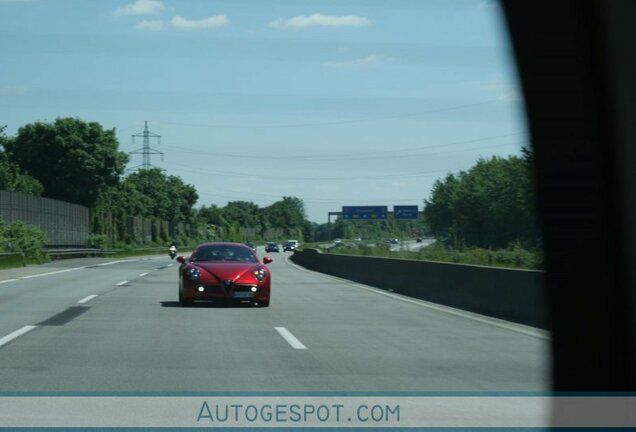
{"left": 258, "top": 300, "right": 270, "bottom": 307}
{"left": 179, "top": 290, "right": 192, "bottom": 306}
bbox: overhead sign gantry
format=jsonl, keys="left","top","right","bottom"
{"left": 342, "top": 206, "right": 388, "bottom": 220}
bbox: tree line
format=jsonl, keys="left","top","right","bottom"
{"left": 2, "top": 117, "right": 540, "bottom": 254}
{"left": 0, "top": 119, "right": 312, "bottom": 247}
{"left": 423, "top": 148, "right": 538, "bottom": 249}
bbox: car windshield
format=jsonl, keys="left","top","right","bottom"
{"left": 191, "top": 245, "right": 257, "bottom": 263}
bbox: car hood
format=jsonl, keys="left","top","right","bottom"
{"left": 191, "top": 261, "right": 259, "bottom": 282}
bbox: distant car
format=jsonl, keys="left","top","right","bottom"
{"left": 177, "top": 242, "right": 272, "bottom": 307}
{"left": 265, "top": 241, "right": 279, "bottom": 253}
{"left": 245, "top": 242, "right": 256, "bottom": 252}
{"left": 286, "top": 240, "right": 299, "bottom": 249}
{"left": 389, "top": 238, "right": 400, "bottom": 245}
{"left": 282, "top": 241, "right": 296, "bottom": 251}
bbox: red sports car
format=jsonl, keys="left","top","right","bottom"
{"left": 176, "top": 242, "right": 272, "bottom": 307}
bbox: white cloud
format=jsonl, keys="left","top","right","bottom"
{"left": 135, "top": 20, "right": 164, "bottom": 30}
{"left": 325, "top": 54, "right": 392, "bottom": 68}
{"left": 113, "top": 0, "right": 164, "bottom": 16}
{"left": 169, "top": 15, "right": 229, "bottom": 30}
{"left": 270, "top": 14, "right": 370, "bottom": 29}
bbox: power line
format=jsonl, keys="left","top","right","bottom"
{"left": 155, "top": 99, "right": 502, "bottom": 130}
{"left": 163, "top": 134, "right": 525, "bottom": 162}
{"left": 166, "top": 161, "right": 456, "bottom": 181}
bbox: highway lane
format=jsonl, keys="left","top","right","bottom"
{"left": 0, "top": 251, "right": 548, "bottom": 392}
{"left": 0, "top": 256, "right": 173, "bottom": 339}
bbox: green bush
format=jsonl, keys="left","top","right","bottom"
{"left": 0, "top": 219, "right": 48, "bottom": 263}
{"left": 87, "top": 233, "right": 109, "bottom": 249}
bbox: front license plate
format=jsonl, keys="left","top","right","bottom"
{"left": 232, "top": 292, "right": 254, "bottom": 298}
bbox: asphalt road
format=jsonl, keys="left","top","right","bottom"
{"left": 0, "top": 250, "right": 549, "bottom": 392}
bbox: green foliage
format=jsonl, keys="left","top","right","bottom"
{"left": 118, "top": 168, "right": 198, "bottom": 223}
{"left": 0, "top": 126, "right": 43, "bottom": 195}
{"left": 0, "top": 252, "right": 26, "bottom": 269}
{"left": 4, "top": 118, "right": 128, "bottom": 207}
{"left": 223, "top": 201, "right": 262, "bottom": 232}
{"left": 87, "top": 233, "right": 109, "bottom": 249}
{"left": 0, "top": 219, "right": 48, "bottom": 262}
{"left": 423, "top": 151, "right": 538, "bottom": 249}
{"left": 91, "top": 168, "right": 199, "bottom": 247}
{"left": 326, "top": 241, "right": 543, "bottom": 270}
{"left": 313, "top": 217, "right": 426, "bottom": 243}
{"left": 196, "top": 196, "right": 309, "bottom": 242}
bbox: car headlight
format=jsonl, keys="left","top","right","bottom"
{"left": 253, "top": 268, "right": 267, "bottom": 282}
{"left": 188, "top": 267, "right": 200, "bottom": 282}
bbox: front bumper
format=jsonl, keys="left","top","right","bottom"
{"left": 181, "top": 282, "right": 270, "bottom": 303}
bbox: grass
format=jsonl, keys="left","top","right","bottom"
{"left": 318, "top": 241, "right": 544, "bottom": 270}
{"left": 0, "top": 252, "right": 26, "bottom": 269}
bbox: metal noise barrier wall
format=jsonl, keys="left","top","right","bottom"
{"left": 291, "top": 248, "right": 547, "bottom": 329}
{"left": 0, "top": 191, "right": 89, "bottom": 247}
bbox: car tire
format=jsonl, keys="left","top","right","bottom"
{"left": 179, "top": 290, "right": 192, "bottom": 306}
{"left": 258, "top": 300, "right": 270, "bottom": 307}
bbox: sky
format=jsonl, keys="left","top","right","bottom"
{"left": 0, "top": 0, "right": 528, "bottom": 223}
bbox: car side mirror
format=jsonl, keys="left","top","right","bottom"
{"left": 176, "top": 256, "right": 186, "bottom": 264}
{"left": 263, "top": 256, "right": 273, "bottom": 264}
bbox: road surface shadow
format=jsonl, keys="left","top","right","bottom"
{"left": 160, "top": 301, "right": 257, "bottom": 308}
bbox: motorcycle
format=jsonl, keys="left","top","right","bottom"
{"left": 169, "top": 245, "right": 177, "bottom": 260}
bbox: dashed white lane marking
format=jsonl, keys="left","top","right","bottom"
{"left": 275, "top": 327, "right": 307, "bottom": 350}
{"left": 116, "top": 280, "right": 129, "bottom": 286}
{"left": 139, "top": 273, "right": 148, "bottom": 277}
{"left": 0, "top": 326, "right": 38, "bottom": 349}
{"left": 284, "top": 255, "right": 549, "bottom": 340}
{"left": 77, "top": 295, "right": 98, "bottom": 304}
{"left": 0, "top": 279, "right": 19, "bottom": 285}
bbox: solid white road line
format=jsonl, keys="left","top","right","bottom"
{"left": 116, "top": 280, "right": 129, "bottom": 286}
{"left": 275, "top": 327, "right": 307, "bottom": 350}
{"left": 1, "top": 258, "right": 146, "bottom": 284}
{"left": 77, "top": 295, "right": 98, "bottom": 304}
{"left": 0, "top": 279, "right": 19, "bottom": 284}
{"left": 285, "top": 255, "right": 549, "bottom": 340}
{"left": 139, "top": 273, "right": 148, "bottom": 277}
{"left": 0, "top": 326, "right": 38, "bottom": 349}
{"left": 96, "top": 259, "right": 137, "bottom": 267}
{"left": 21, "top": 268, "right": 83, "bottom": 279}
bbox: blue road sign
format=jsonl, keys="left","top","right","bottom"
{"left": 342, "top": 206, "right": 388, "bottom": 220}
{"left": 393, "top": 205, "right": 419, "bottom": 220}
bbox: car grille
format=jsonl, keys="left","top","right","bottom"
{"left": 200, "top": 285, "right": 222, "bottom": 293}
{"left": 196, "top": 284, "right": 256, "bottom": 295}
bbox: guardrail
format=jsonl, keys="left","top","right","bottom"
{"left": 47, "top": 248, "right": 115, "bottom": 260}
{"left": 46, "top": 247, "right": 168, "bottom": 260}
{"left": 291, "top": 248, "right": 547, "bottom": 329}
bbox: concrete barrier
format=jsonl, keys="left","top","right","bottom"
{"left": 291, "top": 249, "right": 547, "bottom": 329}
